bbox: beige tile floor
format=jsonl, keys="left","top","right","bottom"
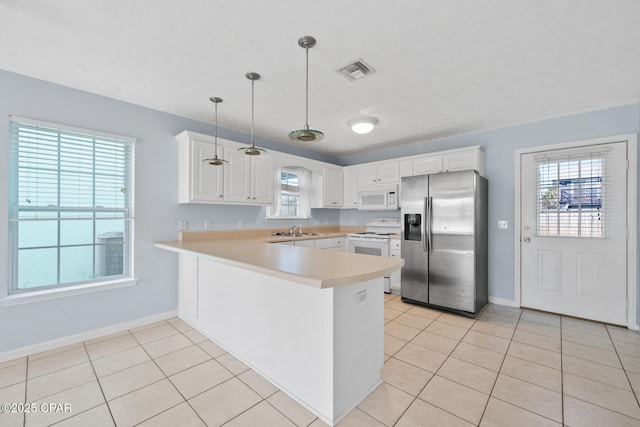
{"left": 1, "top": 294, "right": 640, "bottom": 426}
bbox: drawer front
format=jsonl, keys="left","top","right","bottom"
{"left": 332, "top": 237, "right": 344, "bottom": 248}
{"left": 314, "top": 238, "right": 333, "bottom": 249}
{"left": 390, "top": 239, "right": 401, "bottom": 250}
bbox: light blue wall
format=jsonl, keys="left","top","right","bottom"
{"left": 1, "top": 67, "right": 638, "bottom": 353}
{"left": 341, "top": 103, "right": 640, "bottom": 308}
{"left": 0, "top": 69, "right": 340, "bottom": 353}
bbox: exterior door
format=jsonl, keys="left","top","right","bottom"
{"left": 520, "top": 141, "right": 628, "bottom": 325}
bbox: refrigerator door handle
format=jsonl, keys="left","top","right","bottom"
{"left": 426, "top": 196, "right": 432, "bottom": 253}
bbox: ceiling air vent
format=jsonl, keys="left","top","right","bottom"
{"left": 337, "top": 59, "right": 376, "bottom": 81}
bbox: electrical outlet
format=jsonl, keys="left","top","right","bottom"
{"left": 498, "top": 220, "right": 508, "bottom": 230}
{"left": 204, "top": 220, "right": 212, "bottom": 230}
{"left": 356, "top": 290, "right": 367, "bottom": 304}
{"left": 178, "top": 220, "right": 188, "bottom": 232}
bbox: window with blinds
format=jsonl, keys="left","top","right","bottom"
{"left": 535, "top": 149, "right": 608, "bottom": 238}
{"left": 279, "top": 169, "right": 301, "bottom": 217}
{"left": 8, "top": 116, "right": 135, "bottom": 293}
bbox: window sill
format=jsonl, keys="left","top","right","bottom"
{"left": 1, "top": 278, "right": 139, "bottom": 307}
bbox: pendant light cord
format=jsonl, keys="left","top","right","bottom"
{"left": 214, "top": 101, "right": 219, "bottom": 152}
{"left": 304, "top": 45, "right": 309, "bottom": 131}
{"left": 251, "top": 78, "right": 255, "bottom": 147}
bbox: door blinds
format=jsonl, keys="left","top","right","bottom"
{"left": 534, "top": 145, "right": 610, "bottom": 238}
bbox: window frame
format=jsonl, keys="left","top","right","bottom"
{"left": 266, "top": 166, "right": 312, "bottom": 220}
{"left": 7, "top": 116, "right": 136, "bottom": 297}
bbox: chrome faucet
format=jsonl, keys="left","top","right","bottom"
{"left": 289, "top": 224, "right": 303, "bottom": 235}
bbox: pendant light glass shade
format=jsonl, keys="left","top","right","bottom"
{"left": 289, "top": 36, "right": 324, "bottom": 142}
{"left": 238, "top": 72, "right": 267, "bottom": 155}
{"left": 203, "top": 97, "right": 228, "bottom": 165}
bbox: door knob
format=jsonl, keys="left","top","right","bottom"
{"left": 522, "top": 237, "right": 531, "bottom": 243}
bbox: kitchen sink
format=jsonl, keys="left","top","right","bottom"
{"left": 271, "top": 232, "right": 327, "bottom": 237}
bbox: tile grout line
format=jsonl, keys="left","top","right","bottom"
{"left": 604, "top": 324, "right": 640, "bottom": 412}
{"left": 126, "top": 320, "right": 211, "bottom": 427}
{"left": 82, "top": 340, "right": 118, "bottom": 427}
{"left": 475, "top": 305, "right": 522, "bottom": 425}
{"left": 559, "top": 315, "right": 565, "bottom": 426}
{"left": 22, "top": 354, "right": 28, "bottom": 427}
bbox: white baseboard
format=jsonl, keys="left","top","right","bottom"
{"left": 488, "top": 296, "right": 519, "bottom": 307}
{"left": 0, "top": 310, "right": 178, "bottom": 363}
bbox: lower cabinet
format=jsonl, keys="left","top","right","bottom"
{"left": 294, "top": 239, "right": 316, "bottom": 248}
{"left": 390, "top": 238, "right": 401, "bottom": 292}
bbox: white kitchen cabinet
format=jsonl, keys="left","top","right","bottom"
{"left": 399, "top": 160, "right": 414, "bottom": 178}
{"left": 396, "top": 147, "right": 484, "bottom": 179}
{"left": 357, "top": 162, "right": 399, "bottom": 186}
{"left": 400, "top": 156, "right": 442, "bottom": 177}
{"left": 331, "top": 236, "right": 345, "bottom": 251}
{"left": 314, "top": 236, "right": 346, "bottom": 251}
{"left": 414, "top": 156, "right": 443, "bottom": 175}
{"left": 323, "top": 167, "right": 344, "bottom": 208}
{"left": 442, "top": 150, "right": 482, "bottom": 173}
{"left": 389, "top": 238, "right": 401, "bottom": 292}
{"left": 342, "top": 166, "right": 359, "bottom": 208}
{"left": 177, "top": 135, "right": 225, "bottom": 203}
{"left": 294, "top": 239, "right": 316, "bottom": 248}
{"left": 224, "top": 150, "right": 274, "bottom": 204}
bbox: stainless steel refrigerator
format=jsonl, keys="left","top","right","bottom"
{"left": 400, "top": 170, "right": 488, "bottom": 316}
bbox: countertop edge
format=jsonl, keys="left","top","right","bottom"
{"left": 155, "top": 240, "right": 403, "bottom": 289}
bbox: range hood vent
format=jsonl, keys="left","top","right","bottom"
{"left": 337, "top": 59, "right": 376, "bottom": 81}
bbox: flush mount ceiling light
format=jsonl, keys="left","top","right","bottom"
{"left": 289, "top": 36, "right": 324, "bottom": 142}
{"left": 347, "top": 117, "right": 379, "bottom": 134}
{"left": 238, "top": 72, "right": 267, "bottom": 156}
{"left": 203, "top": 97, "right": 228, "bottom": 166}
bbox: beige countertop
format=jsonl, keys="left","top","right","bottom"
{"left": 155, "top": 227, "right": 404, "bottom": 289}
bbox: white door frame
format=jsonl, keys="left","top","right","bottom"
{"left": 514, "top": 133, "right": 638, "bottom": 330}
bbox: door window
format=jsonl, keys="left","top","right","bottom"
{"left": 536, "top": 153, "right": 606, "bottom": 238}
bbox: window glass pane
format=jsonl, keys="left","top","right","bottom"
{"left": 60, "top": 246, "right": 94, "bottom": 283}
{"left": 18, "top": 248, "right": 58, "bottom": 289}
{"left": 18, "top": 219, "right": 58, "bottom": 248}
{"left": 96, "top": 243, "right": 125, "bottom": 277}
{"left": 95, "top": 220, "right": 125, "bottom": 239}
{"left": 60, "top": 219, "right": 94, "bottom": 246}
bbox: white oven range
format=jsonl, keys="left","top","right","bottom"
{"left": 347, "top": 218, "right": 401, "bottom": 293}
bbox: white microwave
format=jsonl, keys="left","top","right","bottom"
{"left": 357, "top": 185, "right": 399, "bottom": 210}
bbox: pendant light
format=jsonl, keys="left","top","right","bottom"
{"left": 289, "top": 36, "right": 324, "bottom": 142}
{"left": 203, "top": 97, "right": 228, "bottom": 165}
{"left": 238, "top": 72, "right": 267, "bottom": 155}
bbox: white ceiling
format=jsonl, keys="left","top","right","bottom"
{"left": 1, "top": 1, "right": 639, "bottom": 155}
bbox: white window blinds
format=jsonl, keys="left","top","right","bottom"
{"left": 8, "top": 116, "right": 135, "bottom": 293}
{"left": 534, "top": 146, "right": 609, "bottom": 238}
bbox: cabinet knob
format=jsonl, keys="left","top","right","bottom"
{"left": 219, "top": 195, "right": 223, "bottom": 198}
{"left": 252, "top": 197, "right": 256, "bottom": 200}
{"left": 246, "top": 197, "right": 250, "bottom": 200}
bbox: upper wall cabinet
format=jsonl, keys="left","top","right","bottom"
{"left": 398, "top": 147, "right": 484, "bottom": 178}
{"left": 357, "top": 162, "right": 400, "bottom": 186}
{"left": 177, "top": 133, "right": 225, "bottom": 203}
{"left": 323, "top": 167, "right": 344, "bottom": 207}
{"left": 176, "top": 131, "right": 273, "bottom": 205}
{"left": 343, "top": 166, "right": 359, "bottom": 208}
{"left": 224, "top": 150, "right": 273, "bottom": 204}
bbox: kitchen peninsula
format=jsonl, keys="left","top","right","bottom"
{"left": 155, "top": 228, "right": 403, "bottom": 426}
